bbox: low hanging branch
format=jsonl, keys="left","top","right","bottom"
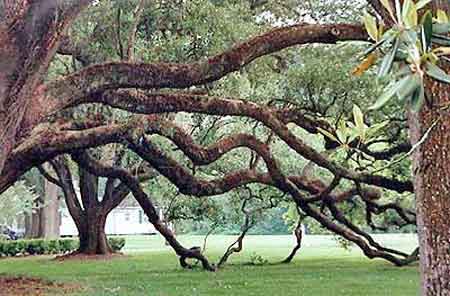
{"left": 282, "top": 207, "right": 305, "bottom": 264}
{"left": 217, "top": 189, "right": 276, "bottom": 268}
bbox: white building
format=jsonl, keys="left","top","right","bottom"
{"left": 60, "top": 207, "right": 159, "bottom": 236}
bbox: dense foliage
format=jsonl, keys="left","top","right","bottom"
{"left": 0, "top": 237, "right": 126, "bottom": 257}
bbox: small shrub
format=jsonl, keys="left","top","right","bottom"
{"left": 0, "top": 237, "right": 126, "bottom": 257}
{"left": 108, "top": 237, "right": 126, "bottom": 252}
{"left": 26, "top": 239, "right": 49, "bottom": 255}
{"left": 0, "top": 238, "right": 77, "bottom": 257}
{"left": 47, "top": 240, "right": 61, "bottom": 254}
{"left": 333, "top": 235, "right": 353, "bottom": 251}
{"left": 249, "top": 252, "right": 268, "bottom": 265}
{"left": 59, "top": 239, "right": 77, "bottom": 253}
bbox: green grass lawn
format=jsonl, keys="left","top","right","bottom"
{"left": 0, "top": 234, "right": 419, "bottom": 295}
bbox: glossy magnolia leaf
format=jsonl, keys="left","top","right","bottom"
{"left": 425, "top": 62, "right": 450, "bottom": 83}
{"left": 364, "top": 12, "right": 378, "bottom": 41}
{"left": 380, "top": 0, "right": 395, "bottom": 19}
{"left": 369, "top": 76, "right": 408, "bottom": 110}
{"left": 421, "top": 10, "right": 433, "bottom": 50}
{"left": 396, "top": 74, "right": 421, "bottom": 102}
{"left": 436, "top": 10, "right": 449, "bottom": 23}
{"left": 416, "top": 0, "right": 432, "bottom": 10}
{"left": 317, "top": 128, "right": 339, "bottom": 144}
{"left": 366, "top": 121, "right": 389, "bottom": 140}
{"left": 336, "top": 120, "right": 348, "bottom": 144}
{"left": 378, "top": 38, "right": 400, "bottom": 77}
{"left": 353, "top": 104, "right": 365, "bottom": 132}
{"left": 402, "top": 0, "right": 418, "bottom": 28}
{"left": 410, "top": 82, "right": 425, "bottom": 112}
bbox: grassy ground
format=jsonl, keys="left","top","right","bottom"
{"left": 0, "top": 234, "right": 419, "bottom": 295}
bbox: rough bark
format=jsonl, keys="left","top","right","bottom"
{"left": 405, "top": 1, "right": 450, "bottom": 294}
{"left": 0, "top": 0, "right": 93, "bottom": 175}
{"left": 408, "top": 59, "right": 450, "bottom": 295}
{"left": 77, "top": 210, "right": 111, "bottom": 255}
{"left": 409, "top": 77, "right": 450, "bottom": 296}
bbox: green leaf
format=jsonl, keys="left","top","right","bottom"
{"left": 347, "top": 128, "right": 360, "bottom": 144}
{"left": 409, "top": 83, "right": 425, "bottom": 112}
{"left": 369, "top": 77, "right": 408, "bottom": 110}
{"left": 378, "top": 37, "right": 400, "bottom": 77}
{"left": 402, "top": 0, "right": 418, "bottom": 28}
{"left": 425, "top": 62, "right": 450, "bottom": 83}
{"left": 336, "top": 129, "right": 347, "bottom": 145}
{"left": 416, "top": 0, "right": 431, "bottom": 10}
{"left": 396, "top": 74, "right": 421, "bottom": 101}
{"left": 436, "top": 10, "right": 449, "bottom": 23}
{"left": 361, "top": 31, "right": 396, "bottom": 58}
{"left": 380, "top": 0, "right": 395, "bottom": 19}
{"left": 336, "top": 120, "right": 349, "bottom": 145}
{"left": 353, "top": 104, "right": 365, "bottom": 131}
{"left": 395, "top": 0, "right": 402, "bottom": 24}
{"left": 366, "top": 121, "right": 389, "bottom": 139}
{"left": 421, "top": 10, "right": 433, "bottom": 50}
{"left": 364, "top": 12, "right": 378, "bottom": 41}
{"left": 432, "top": 23, "right": 450, "bottom": 34}
{"left": 317, "top": 128, "right": 339, "bottom": 144}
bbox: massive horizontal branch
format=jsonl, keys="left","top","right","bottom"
{"left": 43, "top": 89, "right": 413, "bottom": 192}
{"left": 128, "top": 118, "right": 414, "bottom": 227}
{"left": 0, "top": 102, "right": 412, "bottom": 195}
{"left": 41, "top": 23, "right": 366, "bottom": 111}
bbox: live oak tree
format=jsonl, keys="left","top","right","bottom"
{"left": 0, "top": 0, "right": 417, "bottom": 266}
{"left": 0, "top": 1, "right": 447, "bottom": 293}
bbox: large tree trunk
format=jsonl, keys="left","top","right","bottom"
{"left": 409, "top": 81, "right": 450, "bottom": 294}
{"left": 75, "top": 169, "right": 113, "bottom": 255}
{"left": 408, "top": 2, "right": 450, "bottom": 294}
{"left": 76, "top": 210, "right": 111, "bottom": 255}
